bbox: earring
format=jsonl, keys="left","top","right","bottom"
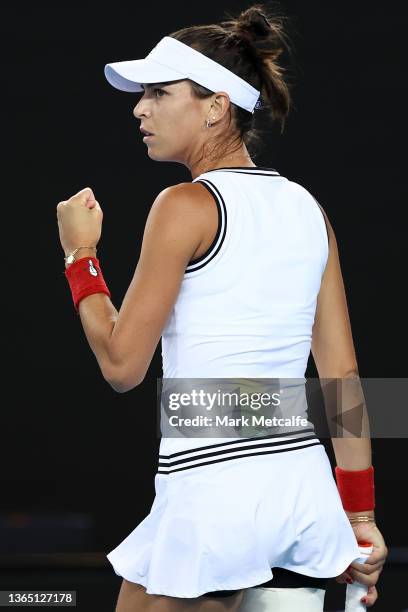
{"left": 206, "top": 119, "right": 212, "bottom": 128}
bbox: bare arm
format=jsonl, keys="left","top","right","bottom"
{"left": 311, "top": 206, "right": 373, "bottom": 516}
{"left": 67, "top": 182, "right": 208, "bottom": 392}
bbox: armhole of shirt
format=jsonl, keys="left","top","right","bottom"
{"left": 311, "top": 196, "right": 330, "bottom": 247}
{"left": 310, "top": 195, "right": 330, "bottom": 277}
{"left": 185, "top": 179, "right": 228, "bottom": 274}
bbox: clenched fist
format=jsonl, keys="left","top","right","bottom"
{"left": 335, "top": 520, "right": 388, "bottom": 607}
{"left": 56, "top": 187, "right": 103, "bottom": 256}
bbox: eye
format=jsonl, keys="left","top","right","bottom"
{"left": 153, "top": 88, "right": 165, "bottom": 97}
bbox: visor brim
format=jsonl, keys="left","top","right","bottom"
{"left": 104, "top": 59, "right": 186, "bottom": 92}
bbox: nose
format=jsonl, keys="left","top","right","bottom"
{"left": 133, "top": 95, "right": 150, "bottom": 120}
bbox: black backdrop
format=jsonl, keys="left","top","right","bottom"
{"left": 2, "top": 0, "right": 406, "bottom": 557}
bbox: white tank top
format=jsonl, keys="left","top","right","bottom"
{"left": 161, "top": 166, "right": 328, "bottom": 378}
{"left": 158, "top": 166, "right": 329, "bottom": 460}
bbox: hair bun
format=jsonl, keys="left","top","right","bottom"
{"left": 235, "top": 7, "right": 271, "bottom": 43}
{"left": 221, "top": 4, "right": 288, "bottom": 62}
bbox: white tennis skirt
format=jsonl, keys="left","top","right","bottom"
{"left": 106, "top": 431, "right": 361, "bottom": 598}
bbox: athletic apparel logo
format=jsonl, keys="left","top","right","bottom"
{"left": 88, "top": 259, "right": 98, "bottom": 277}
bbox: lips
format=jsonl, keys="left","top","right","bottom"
{"left": 140, "top": 127, "right": 154, "bottom": 136}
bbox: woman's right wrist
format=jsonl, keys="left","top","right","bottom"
{"left": 335, "top": 465, "right": 375, "bottom": 513}
{"left": 345, "top": 510, "right": 375, "bottom": 518}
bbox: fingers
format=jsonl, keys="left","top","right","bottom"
{"left": 76, "top": 187, "right": 95, "bottom": 202}
{"left": 335, "top": 574, "right": 348, "bottom": 584}
{"left": 336, "top": 568, "right": 380, "bottom": 589}
{"left": 56, "top": 191, "right": 101, "bottom": 214}
{"left": 348, "top": 556, "right": 382, "bottom": 585}
{"left": 335, "top": 567, "right": 354, "bottom": 584}
{"left": 349, "top": 568, "right": 381, "bottom": 588}
{"left": 73, "top": 189, "right": 102, "bottom": 213}
{"left": 336, "top": 574, "right": 352, "bottom": 584}
{"left": 363, "top": 548, "right": 387, "bottom": 565}
{"left": 339, "top": 574, "right": 379, "bottom": 605}
{"left": 350, "top": 560, "right": 383, "bottom": 574}
{"left": 62, "top": 187, "right": 96, "bottom": 207}
{"left": 91, "top": 199, "right": 102, "bottom": 211}
{"left": 86, "top": 193, "right": 97, "bottom": 209}
{"left": 362, "top": 584, "right": 378, "bottom": 607}
{"left": 349, "top": 545, "right": 387, "bottom": 580}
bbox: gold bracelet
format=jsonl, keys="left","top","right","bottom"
{"left": 348, "top": 516, "right": 376, "bottom": 523}
{"left": 64, "top": 246, "right": 97, "bottom": 265}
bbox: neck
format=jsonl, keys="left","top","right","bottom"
{"left": 190, "top": 146, "right": 256, "bottom": 180}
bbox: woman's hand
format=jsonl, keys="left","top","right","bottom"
{"left": 335, "top": 521, "right": 388, "bottom": 607}
{"left": 56, "top": 187, "right": 103, "bottom": 256}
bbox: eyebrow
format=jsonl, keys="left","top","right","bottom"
{"left": 140, "top": 82, "right": 170, "bottom": 90}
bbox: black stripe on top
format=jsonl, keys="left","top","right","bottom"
{"left": 185, "top": 179, "right": 227, "bottom": 273}
{"left": 157, "top": 429, "right": 322, "bottom": 475}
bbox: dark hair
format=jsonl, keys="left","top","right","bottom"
{"left": 168, "top": 2, "right": 294, "bottom": 163}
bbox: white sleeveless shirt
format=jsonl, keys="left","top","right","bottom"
{"left": 161, "top": 166, "right": 328, "bottom": 379}
{"left": 158, "top": 166, "right": 329, "bottom": 462}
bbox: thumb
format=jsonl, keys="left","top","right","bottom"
{"left": 80, "top": 187, "right": 97, "bottom": 209}
{"left": 92, "top": 200, "right": 102, "bottom": 212}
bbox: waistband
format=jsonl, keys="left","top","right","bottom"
{"left": 157, "top": 428, "right": 322, "bottom": 475}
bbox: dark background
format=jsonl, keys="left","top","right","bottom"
{"left": 1, "top": 0, "right": 406, "bottom": 609}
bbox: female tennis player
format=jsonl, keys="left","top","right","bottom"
{"left": 56, "top": 4, "right": 388, "bottom": 611}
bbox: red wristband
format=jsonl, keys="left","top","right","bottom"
{"left": 64, "top": 256, "right": 111, "bottom": 313}
{"left": 334, "top": 465, "right": 375, "bottom": 512}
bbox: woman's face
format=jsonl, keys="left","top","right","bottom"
{"left": 133, "top": 79, "right": 216, "bottom": 168}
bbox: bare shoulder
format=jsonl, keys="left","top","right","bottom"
{"left": 155, "top": 181, "right": 216, "bottom": 212}
{"left": 149, "top": 182, "right": 217, "bottom": 261}
{"left": 145, "top": 182, "right": 211, "bottom": 230}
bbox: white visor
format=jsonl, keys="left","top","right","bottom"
{"left": 104, "top": 36, "right": 261, "bottom": 114}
